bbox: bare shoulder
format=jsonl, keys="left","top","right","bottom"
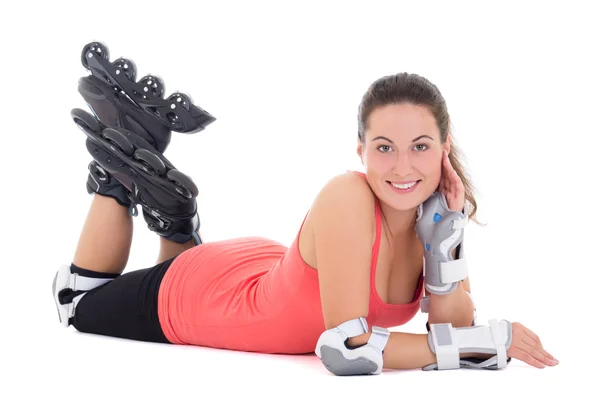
{"left": 311, "top": 172, "right": 376, "bottom": 214}
{"left": 299, "top": 172, "right": 377, "bottom": 269}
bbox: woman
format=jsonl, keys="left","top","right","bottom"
{"left": 53, "top": 70, "right": 558, "bottom": 374}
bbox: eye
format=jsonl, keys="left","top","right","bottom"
{"left": 414, "top": 144, "right": 428, "bottom": 152}
{"left": 377, "top": 145, "right": 393, "bottom": 153}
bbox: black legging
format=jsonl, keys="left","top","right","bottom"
{"left": 71, "top": 256, "right": 177, "bottom": 343}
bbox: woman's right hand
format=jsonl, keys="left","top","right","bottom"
{"left": 507, "top": 322, "right": 559, "bottom": 368}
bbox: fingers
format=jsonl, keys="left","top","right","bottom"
{"left": 520, "top": 335, "right": 558, "bottom": 366}
{"left": 522, "top": 324, "right": 543, "bottom": 346}
{"left": 444, "top": 150, "right": 461, "bottom": 185}
{"left": 509, "top": 347, "right": 548, "bottom": 369}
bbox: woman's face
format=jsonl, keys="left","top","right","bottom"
{"left": 357, "top": 103, "right": 449, "bottom": 211}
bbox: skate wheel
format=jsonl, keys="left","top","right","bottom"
{"left": 81, "top": 41, "right": 109, "bottom": 69}
{"left": 167, "top": 169, "right": 198, "bottom": 199}
{"left": 133, "top": 149, "right": 167, "bottom": 176}
{"left": 138, "top": 75, "right": 165, "bottom": 99}
{"left": 167, "top": 93, "right": 192, "bottom": 111}
{"left": 101, "top": 128, "right": 135, "bottom": 156}
{"left": 113, "top": 57, "right": 137, "bottom": 81}
{"left": 71, "top": 108, "right": 102, "bottom": 135}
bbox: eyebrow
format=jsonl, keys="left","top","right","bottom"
{"left": 371, "top": 135, "right": 434, "bottom": 143}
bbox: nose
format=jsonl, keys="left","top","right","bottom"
{"left": 392, "top": 151, "right": 413, "bottom": 176}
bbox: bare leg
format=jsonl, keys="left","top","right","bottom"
{"left": 72, "top": 195, "right": 133, "bottom": 275}
{"left": 156, "top": 237, "right": 197, "bottom": 264}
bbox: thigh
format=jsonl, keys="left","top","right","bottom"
{"left": 72, "top": 256, "right": 177, "bottom": 343}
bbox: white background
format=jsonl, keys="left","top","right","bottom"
{"left": 1, "top": 0, "right": 597, "bottom": 398}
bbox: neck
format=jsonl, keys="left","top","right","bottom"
{"left": 379, "top": 202, "right": 419, "bottom": 238}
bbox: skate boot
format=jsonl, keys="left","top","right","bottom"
{"left": 78, "top": 41, "right": 216, "bottom": 152}
{"left": 72, "top": 108, "right": 202, "bottom": 245}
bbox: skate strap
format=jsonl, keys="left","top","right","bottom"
{"left": 69, "top": 273, "right": 113, "bottom": 291}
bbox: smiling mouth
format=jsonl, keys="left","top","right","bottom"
{"left": 387, "top": 180, "right": 421, "bottom": 189}
{"left": 385, "top": 180, "right": 422, "bottom": 194}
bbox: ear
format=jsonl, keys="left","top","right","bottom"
{"left": 356, "top": 138, "right": 364, "bottom": 159}
{"left": 443, "top": 133, "right": 452, "bottom": 154}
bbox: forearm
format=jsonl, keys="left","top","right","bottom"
{"left": 347, "top": 328, "right": 486, "bottom": 371}
{"left": 427, "top": 280, "right": 474, "bottom": 327}
{"left": 348, "top": 331, "right": 436, "bottom": 370}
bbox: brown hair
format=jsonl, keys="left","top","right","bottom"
{"left": 357, "top": 72, "right": 481, "bottom": 224}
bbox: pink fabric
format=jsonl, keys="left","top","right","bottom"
{"left": 157, "top": 171, "right": 423, "bottom": 354}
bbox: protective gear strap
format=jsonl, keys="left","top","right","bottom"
{"left": 69, "top": 273, "right": 113, "bottom": 291}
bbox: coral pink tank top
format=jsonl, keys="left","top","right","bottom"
{"left": 157, "top": 172, "right": 423, "bottom": 354}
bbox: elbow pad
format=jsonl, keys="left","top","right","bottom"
{"left": 315, "top": 317, "right": 390, "bottom": 376}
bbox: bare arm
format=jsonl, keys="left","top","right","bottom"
{"left": 311, "top": 173, "right": 437, "bottom": 370}
{"left": 427, "top": 277, "right": 475, "bottom": 328}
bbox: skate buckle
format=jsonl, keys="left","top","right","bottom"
{"left": 128, "top": 204, "right": 138, "bottom": 217}
{"left": 149, "top": 209, "right": 171, "bottom": 230}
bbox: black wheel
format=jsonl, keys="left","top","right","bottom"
{"left": 133, "top": 149, "right": 166, "bottom": 176}
{"left": 167, "top": 92, "right": 192, "bottom": 111}
{"left": 71, "top": 108, "right": 102, "bottom": 135}
{"left": 101, "top": 128, "right": 135, "bottom": 156}
{"left": 81, "top": 41, "right": 109, "bottom": 69}
{"left": 112, "top": 57, "right": 137, "bottom": 81}
{"left": 167, "top": 169, "right": 198, "bottom": 198}
{"left": 139, "top": 75, "right": 165, "bottom": 98}
{"left": 166, "top": 112, "right": 181, "bottom": 129}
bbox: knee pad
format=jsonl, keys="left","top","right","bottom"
{"left": 424, "top": 319, "right": 512, "bottom": 370}
{"left": 315, "top": 317, "right": 390, "bottom": 376}
{"left": 52, "top": 265, "right": 114, "bottom": 327}
{"left": 416, "top": 192, "right": 469, "bottom": 296}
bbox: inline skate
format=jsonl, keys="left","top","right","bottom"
{"left": 73, "top": 41, "right": 214, "bottom": 244}
{"left": 72, "top": 108, "right": 201, "bottom": 244}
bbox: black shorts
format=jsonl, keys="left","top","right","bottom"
{"left": 71, "top": 256, "right": 177, "bottom": 343}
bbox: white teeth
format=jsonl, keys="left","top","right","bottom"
{"left": 391, "top": 181, "right": 417, "bottom": 189}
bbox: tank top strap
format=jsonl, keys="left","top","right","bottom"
{"left": 344, "top": 170, "right": 383, "bottom": 275}
{"left": 370, "top": 193, "right": 382, "bottom": 281}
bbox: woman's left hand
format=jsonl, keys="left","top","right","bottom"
{"left": 508, "top": 322, "right": 559, "bottom": 368}
{"left": 439, "top": 150, "right": 466, "bottom": 212}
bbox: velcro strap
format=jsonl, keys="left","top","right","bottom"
{"left": 489, "top": 319, "right": 508, "bottom": 368}
{"left": 439, "top": 258, "right": 468, "bottom": 283}
{"left": 451, "top": 217, "right": 468, "bottom": 230}
{"left": 336, "top": 317, "right": 369, "bottom": 339}
{"left": 69, "top": 274, "right": 113, "bottom": 291}
{"left": 431, "top": 323, "right": 460, "bottom": 369}
{"left": 368, "top": 326, "right": 390, "bottom": 352}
